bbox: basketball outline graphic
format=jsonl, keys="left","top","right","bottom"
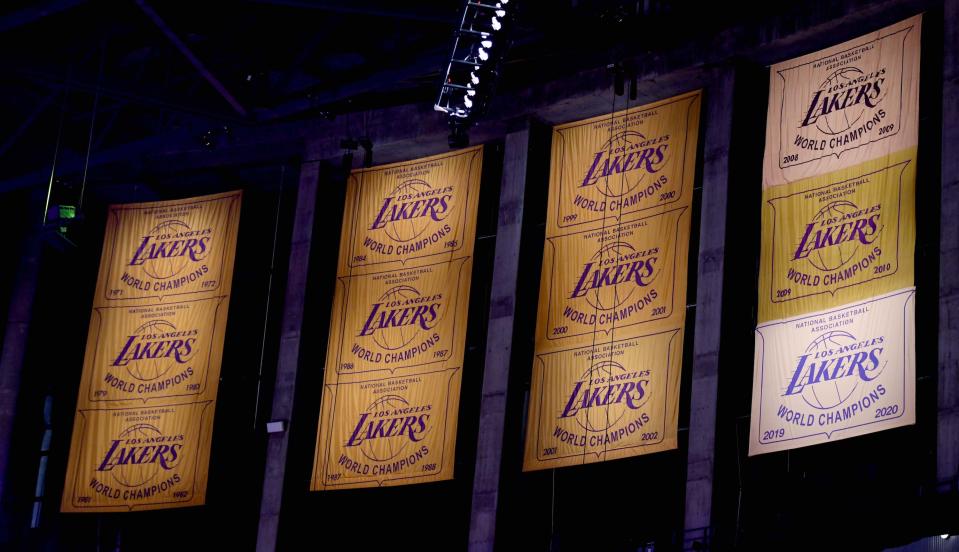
{"left": 795, "top": 330, "right": 885, "bottom": 411}
{"left": 589, "top": 131, "right": 669, "bottom": 199}
{"left": 377, "top": 179, "right": 450, "bottom": 243}
{"left": 119, "top": 319, "right": 193, "bottom": 382}
{"left": 106, "top": 424, "right": 179, "bottom": 488}
{"left": 803, "top": 200, "right": 881, "bottom": 272}
{"left": 571, "top": 360, "right": 650, "bottom": 433}
{"left": 137, "top": 219, "right": 209, "bottom": 280}
{"left": 366, "top": 285, "right": 440, "bottom": 351}
{"left": 579, "top": 241, "right": 659, "bottom": 312}
{"left": 807, "top": 67, "right": 885, "bottom": 136}
{"left": 354, "top": 394, "right": 430, "bottom": 463}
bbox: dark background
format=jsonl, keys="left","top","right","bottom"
{"left": 0, "top": 1, "right": 950, "bottom": 550}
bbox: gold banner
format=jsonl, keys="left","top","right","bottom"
{"left": 336, "top": 147, "right": 482, "bottom": 275}
{"left": 758, "top": 148, "right": 916, "bottom": 323}
{"left": 313, "top": 369, "right": 460, "bottom": 488}
{"left": 62, "top": 191, "right": 241, "bottom": 512}
{"left": 312, "top": 146, "right": 482, "bottom": 490}
{"left": 547, "top": 91, "right": 700, "bottom": 232}
{"left": 751, "top": 15, "right": 920, "bottom": 455}
{"left": 81, "top": 298, "right": 227, "bottom": 403}
{"left": 524, "top": 330, "right": 682, "bottom": 468}
{"left": 325, "top": 258, "right": 471, "bottom": 378}
{"left": 524, "top": 90, "right": 701, "bottom": 471}
{"left": 536, "top": 207, "right": 690, "bottom": 346}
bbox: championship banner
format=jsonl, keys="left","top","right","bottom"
{"left": 758, "top": 148, "right": 916, "bottom": 323}
{"left": 526, "top": 330, "right": 682, "bottom": 467}
{"left": 535, "top": 207, "right": 689, "bottom": 346}
{"left": 750, "top": 15, "right": 920, "bottom": 455}
{"left": 62, "top": 191, "right": 241, "bottom": 512}
{"left": 750, "top": 288, "right": 915, "bottom": 455}
{"left": 523, "top": 90, "right": 701, "bottom": 471}
{"left": 762, "top": 15, "right": 921, "bottom": 188}
{"left": 311, "top": 146, "right": 482, "bottom": 490}
{"left": 313, "top": 370, "right": 460, "bottom": 489}
{"left": 546, "top": 90, "right": 700, "bottom": 232}
{"left": 323, "top": 258, "right": 472, "bottom": 377}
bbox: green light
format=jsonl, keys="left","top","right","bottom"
{"left": 58, "top": 205, "right": 75, "bottom": 235}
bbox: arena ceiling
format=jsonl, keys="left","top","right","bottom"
{"left": 0, "top": 1, "right": 790, "bottom": 192}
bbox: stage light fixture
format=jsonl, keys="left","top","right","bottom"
{"left": 435, "top": 0, "right": 513, "bottom": 144}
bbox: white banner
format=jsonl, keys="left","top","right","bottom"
{"left": 749, "top": 288, "right": 915, "bottom": 455}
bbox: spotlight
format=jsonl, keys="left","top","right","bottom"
{"left": 942, "top": 534, "right": 950, "bottom": 540}
{"left": 434, "top": 0, "right": 512, "bottom": 142}
{"left": 201, "top": 130, "right": 215, "bottom": 149}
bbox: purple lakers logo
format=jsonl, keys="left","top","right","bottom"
{"left": 111, "top": 320, "right": 197, "bottom": 380}
{"left": 128, "top": 220, "right": 212, "bottom": 280}
{"left": 370, "top": 179, "right": 452, "bottom": 242}
{"left": 100, "top": 317, "right": 199, "bottom": 397}
{"left": 361, "top": 179, "right": 456, "bottom": 259}
{"left": 549, "top": 359, "right": 653, "bottom": 450}
{"left": 96, "top": 424, "right": 183, "bottom": 487}
{"left": 345, "top": 394, "right": 431, "bottom": 462}
{"left": 358, "top": 285, "right": 442, "bottom": 350}
{"left": 801, "top": 67, "right": 887, "bottom": 134}
{"left": 569, "top": 241, "right": 659, "bottom": 310}
{"left": 783, "top": 330, "right": 885, "bottom": 409}
{"left": 791, "top": 200, "right": 882, "bottom": 272}
{"left": 790, "top": 65, "right": 892, "bottom": 156}
{"left": 580, "top": 131, "right": 669, "bottom": 197}
{"left": 560, "top": 361, "right": 650, "bottom": 429}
